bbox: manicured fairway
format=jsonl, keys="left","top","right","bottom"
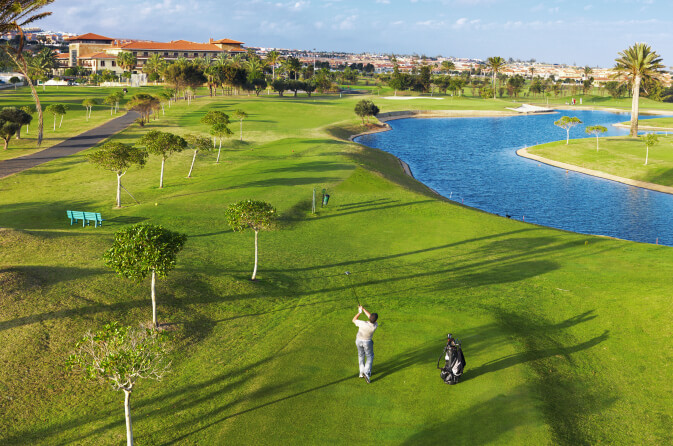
{"left": 1, "top": 91, "right": 673, "bottom": 445}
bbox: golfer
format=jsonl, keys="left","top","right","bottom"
{"left": 352, "top": 305, "right": 378, "bottom": 383}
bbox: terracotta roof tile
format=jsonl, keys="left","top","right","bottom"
{"left": 67, "top": 33, "right": 115, "bottom": 41}
{"left": 116, "top": 40, "right": 223, "bottom": 51}
{"left": 212, "top": 38, "right": 244, "bottom": 44}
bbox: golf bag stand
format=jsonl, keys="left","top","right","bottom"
{"left": 437, "top": 334, "right": 465, "bottom": 385}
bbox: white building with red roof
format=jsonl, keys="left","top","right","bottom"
{"left": 61, "top": 33, "right": 246, "bottom": 74}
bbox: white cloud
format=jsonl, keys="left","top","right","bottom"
{"left": 332, "top": 15, "right": 358, "bottom": 30}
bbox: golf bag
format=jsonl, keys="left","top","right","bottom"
{"left": 437, "top": 334, "right": 465, "bottom": 385}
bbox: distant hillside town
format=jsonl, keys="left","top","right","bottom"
{"left": 1, "top": 29, "right": 671, "bottom": 93}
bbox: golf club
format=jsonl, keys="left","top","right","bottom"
{"left": 344, "top": 271, "right": 360, "bottom": 307}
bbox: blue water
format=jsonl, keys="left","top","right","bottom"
{"left": 355, "top": 110, "right": 673, "bottom": 246}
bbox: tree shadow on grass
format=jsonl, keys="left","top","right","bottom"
{"left": 400, "top": 385, "right": 555, "bottom": 445}
{"left": 106, "top": 215, "right": 148, "bottom": 225}
{"left": 160, "top": 373, "right": 355, "bottom": 445}
{"left": 2, "top": 355, "right": 274, "bottom": 445}
{"left": 261, "top": 161, "right": 353, "bottom": 174}
{"left": 227, "top": 176, "right": 342, "bottom": 190}
{"left": 464, "top": 330, "right": 609, "bottom": 382}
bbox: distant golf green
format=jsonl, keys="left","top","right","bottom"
{"left": 528, "top": 134, "right": 673, "bottom": 187}
{"left": 1, "top": 88, "right": 673, "bottom": 445}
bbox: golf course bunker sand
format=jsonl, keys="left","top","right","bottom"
{"left": 376, "top": 109, "right": 517, "bottom": 122}
{"left": 383, "top": 96, "right": 444, "bottom": 100}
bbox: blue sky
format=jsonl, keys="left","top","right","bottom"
{"left": 40, "top": 0, "right": 673, "bottom": 67}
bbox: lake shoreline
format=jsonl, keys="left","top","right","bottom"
{"left": 516, "top": 147, "right": 673, "bottom": 196}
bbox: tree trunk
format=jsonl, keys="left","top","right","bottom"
{"left": 493, "top": 72, "right": 496, "bottom": 99}
{"left": 15, "top": 126, "right": 21, "bottom": 139}
{"left": 151, "top": 269, "right": 158, "bottom": 328}
{"left": 216, "top": 139, "right": 222, "bottom": 163}
{"left": 53, "top": 115, "right": 56, "bottom": 131}
{"left": 566, "top": 128, "right": 570, "bottom": 145}
{"left": 124, "top": 389, "right": 134, "bottom": 446}
{"left": 159, "top": 158, "right": 165, "bottom": 188}
{"left": 188, "top": 150, "right": 197, "bottom": 178}
{"left": 25, "top": 124, "right": 28, "bottom": 134}
{"left": 630, "top": 75, "right": 641, "bottom": 137}
{"left": 20, "top": 62, "right": 44, "bottom": 147}
{"left": 252, "top": 230, "right": 259, "bottom": 280}
{"left": 116, "top": 172, "right": 123, "bottom": 208}
{"left": 645, "top": 145, "right": 649, "bottom": 165}
{"left": 3, "top": 138, "right": 8, "bottom": 150}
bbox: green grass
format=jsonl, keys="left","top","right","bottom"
{"left": 1, "top": 91, "right": 673, "bottom": 445}
{"left": 618, "top": 117, "right": 673, "bottom": 129}
{"left": 527, "top": 135, "right": 673, "bottom": 186}
{"left": 0, "top": 85, "right": 211, "bottom": 161}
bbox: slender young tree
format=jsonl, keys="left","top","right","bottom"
{"left": 44, "top": 103, "right": 66, "bottom": 130}
{"left": 103, "top": 224, "right": 187, "bottom": 328}
{"left": 641, "top": 132, "right": 658, "bottom": 165}
{"left": 0, "top": 0, "right": 54, "bottom": 147}
{"left": 104, "top": 93, "right": 117, "bottom": 115}
{"left": 81, "top": 98, "right": 99, "bottom": 120}
{"left": 88, "top": 142, "right": 148, "bottom": 208}
{"left": 232, "top": 109, "right": 247, "bottom": 141}
{"left": 554, "top": 116, "right": 582, "bottom": 145}
{"left": 585, "top": 125, "right": 607, "bottom": 151}
{"left": 138, "top": 130, "right": 187, "bottom": 188}
{"left": 226, "top": 200, "right": 276, "bottom": 280}
{"left": 67, "top": 322, "right": 171, "bottom": 446}
{"left": 210, "top": 122, "right": 233, "bottom": 164}
{"left": 19, "top": 104, "right": 34, "bottom": 136}
{"left": 184, "top": 134, "right": 212, "bottom": 178}
{"left": 614, "top": 43, "right": 664, "bottom": 136}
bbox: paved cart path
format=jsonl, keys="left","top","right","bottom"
{"left": 0, "top": 111, "right": 140, "bottom": 179}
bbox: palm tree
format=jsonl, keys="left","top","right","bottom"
{"left": 485, "top": 56, "right": 506, "bottom": 99}
{"left": 245, "top": 57, "right": 263, "bottom": 80}
{"left": 228, "top": 54, "right": 244, "bottom": 69}
{"left": 0, "top": 0, "right": 53, "bottom": 147}
{"left": 116, "top": 51, "right": 137, "bottom": 73}
{"left": 143, "top": 53, "right": 167, "bottom": 78}
{"left": 440, "top": 60, "right": 455, "bottom": 74}
{"left": 266, "top": 50, "right": 280, "bottom": 80}
{"left": 613, "top": 43, "right": 664, "bottom": 136}
{"left": 583, "top": 66, "right": 593, "bottom": 79}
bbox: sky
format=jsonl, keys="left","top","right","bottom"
{"left": 37, "top": 0, "right": 673, "bottom": 67}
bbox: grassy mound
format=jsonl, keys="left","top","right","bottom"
{"left": 1, "top": 93, "right": 673, "bottom": 444}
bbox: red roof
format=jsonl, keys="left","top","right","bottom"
{"left": 56, "top": 53, "right": 69, "bottom": 59}
{"left": 115, "top": 40, "right": 223, "bottom": 51}
{"left": 85, "top": 52, "right": 116, "bottom": 59}
{"left": 67, "top": 33, "right": 115, "bottom": 42}
{"left": 212, "top": 38, "right": 244, "bottom": 45}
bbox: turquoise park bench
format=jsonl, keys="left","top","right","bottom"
{"left": 66, "top": 210, "right": 105, "bottom": 228}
